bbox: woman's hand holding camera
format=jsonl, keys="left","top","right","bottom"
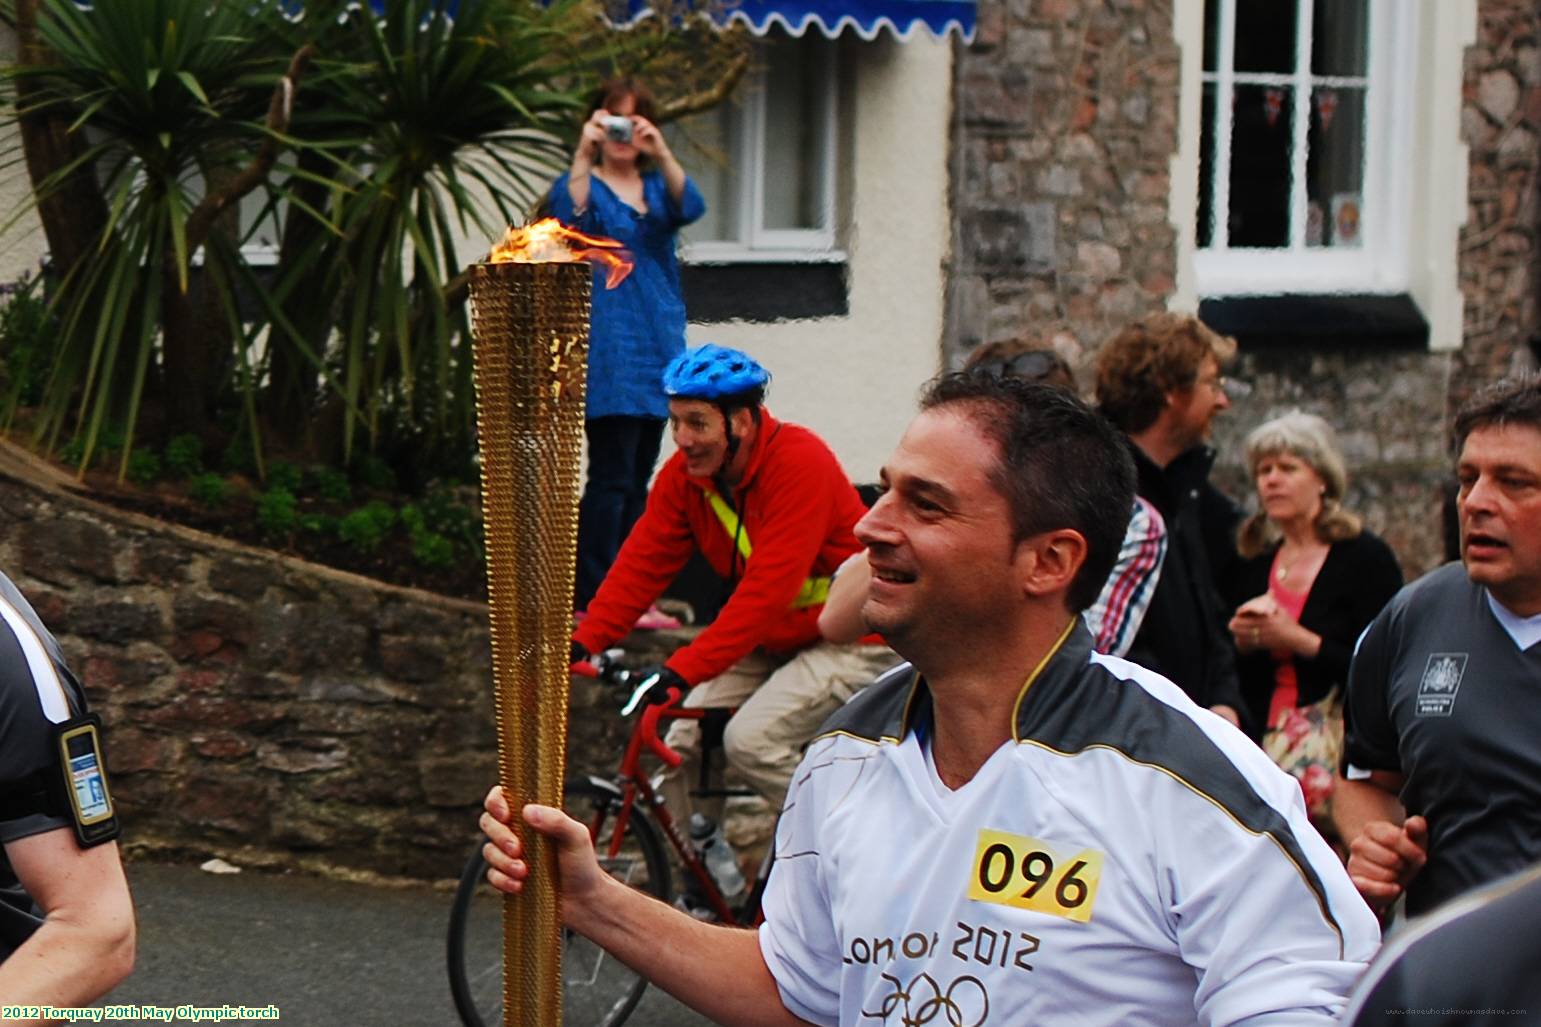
{"left": 628, "top": 116, "right": 671, "bottom": 160}
{"left": 569, "top": 102, "right": 687, "bottom": 210}
{"left": 573, "top": 109, "right": 614, "bottom": 171}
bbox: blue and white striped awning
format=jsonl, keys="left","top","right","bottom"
{"left": 623, "top": 0, "right": 974, "bottom": 41}
{"left": 309, "top": 0, "right": 973, "bottom": 41}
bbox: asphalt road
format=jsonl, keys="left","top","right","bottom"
{"left": 93, "top": 861, "right": 713, "bottom": 1026}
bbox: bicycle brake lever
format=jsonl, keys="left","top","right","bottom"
{"left": 619, "top": 673, "right": 657, "bottom": 717}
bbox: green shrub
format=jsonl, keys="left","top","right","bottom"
{"left": 399, "top": 503, "right": 425, "bottom": 536}
{"left": 94, "top": 426, "right": 125, "bottom": 463}
{"left": 411, "top": 530, "right": 455, "bottom": 569}
{"left": 266, "top": 460, "right": 302, "bottom": 494}
{"left": 163, "top": 434, "right": 204, "bottom": 478}
{"left": 221, "top": 434, "right": 257, "bottom": 475}
{"left": 257, "top": 487, "right": 298, "bottom": 538}
{"left": 0, "top": 284, "right": 56, "bottom": 407}
{"left": 57, "top": 437, "right": 87, "bottom": 469}
{"left": 355, "top": 455, "right": 397, "bottom": 492}
{"left": 401, "top": 500, "right": 472, "bottom": 571}
{"left": 337, "top": 501, "right": 397, "bottom": 553}
{"left": 59, "top": 426, "right": 126, "bottom": 470}
{"left": 419, "top": 485, "right": 482, "bottom": 553}
{"left": 125, "top": 449, "right": 161, "bottom": 485}
{"left": 299, "top": 512, "right": 338, "bottom": 535}
{"left": 189, "top": 473, "right": 230, "bottom": 507}
{"left": 307, "top": 466, "right": 352, "bottom": 504}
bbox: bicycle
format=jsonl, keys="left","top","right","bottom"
{"left": 447, "top": 653, "right": 775, "bottom": 1027}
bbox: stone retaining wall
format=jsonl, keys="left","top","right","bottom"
{"left": 0, "top": 447, "right": 696, "bottom": 882}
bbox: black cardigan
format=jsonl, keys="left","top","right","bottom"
{"left": 1227, "top": 530, "right": 1404, "bottom": 739}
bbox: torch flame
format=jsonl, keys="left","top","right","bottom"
{"left": 488, "top": 218, "right": 634, "bottom": 290}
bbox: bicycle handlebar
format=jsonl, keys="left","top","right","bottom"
{"left": 570, "top": 659, "right": 684, "bottom": 768}
{"left": 637, "top": 688, "right": 685, "bottom": 768}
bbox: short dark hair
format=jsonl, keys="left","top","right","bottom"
{"left": 920, "top": 371, "right": 1135, "bottom": 612}
{"left": 1094, "top": 313, "right": 1236, "bottom": 433}
{"left": 1453, "top": 375, "right": 1541, "bottom": 452}
{"left": 717, "top": 385, "right": 766, "bottom": 430}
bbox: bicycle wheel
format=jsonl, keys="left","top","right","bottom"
{"left": 447, "top": 779, "right": 673, "bottom": 1027}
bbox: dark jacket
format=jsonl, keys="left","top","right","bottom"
{"left": 1227, "top": 530, "right": 1403, "bottom": 738}
{"left": 1124, "top": 444, "right": 1246, "bottom": 715}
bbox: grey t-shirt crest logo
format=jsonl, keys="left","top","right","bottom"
{"left": 1415, "top": 653, "right": 1468, "bottom": 716}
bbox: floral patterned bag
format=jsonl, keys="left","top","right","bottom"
{"left": 1262, "top": 688, "right": 1343, "bottom": 835}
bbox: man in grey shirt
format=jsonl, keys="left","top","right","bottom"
{"left": 1337, "top": 375, "right": 1541, "bottom": 917}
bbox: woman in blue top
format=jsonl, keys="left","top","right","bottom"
{"left": 549, "top": 78, "right": 706, "bottom": 612}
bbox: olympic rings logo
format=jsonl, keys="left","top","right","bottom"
{"left": 861, "top": 971, "right": 990, "bottom": 1027}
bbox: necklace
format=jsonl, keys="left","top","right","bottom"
{"left": 1275, "top": 542, "right": 1323, "bottom": 585}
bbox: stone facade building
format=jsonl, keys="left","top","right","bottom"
{"left": 946, "top": 0, "right": 1539, "bottom": 576}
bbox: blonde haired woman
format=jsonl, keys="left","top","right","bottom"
{"left": 1227, "top": 411, "right": 1402, "bottom": 831}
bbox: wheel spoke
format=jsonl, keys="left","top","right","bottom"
{"left": 448, "top": 781, "right": 671, "bottom": 1027}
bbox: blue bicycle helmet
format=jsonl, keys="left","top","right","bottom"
{"left": 662, "top": 344, "right": 770, "bottom": 400}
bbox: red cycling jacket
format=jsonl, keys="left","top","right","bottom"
{"left": 573, "top": 410, "right": 867, "bottom": 685}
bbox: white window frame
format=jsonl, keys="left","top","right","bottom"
{"left": 679, "top": 36, "right": 843, "bottom": 264}
{"left": 1192, "top": 0, "right": 1416, "bottom": 296}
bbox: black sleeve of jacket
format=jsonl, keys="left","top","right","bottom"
{"left": 1302, "top": 534, "right": 1404, "bottom": 691}
{"left": 1203, "top": 619, "right": 1246, "bottom": 718}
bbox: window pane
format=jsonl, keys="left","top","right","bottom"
{"left": 666, "top": 102, "right": 743, "bottom": 244}
{"left": 1306, "top": 86, "right": 1366, "bottom": 248}
{"left": 1202, "top": 0, "right": 1221, "bottom": 73}
{"left": 761, "top": 40, "right": 830, "bottom": 232}
{"left": 1198, "top": 83, "right": 1216, "bottom": 247}
{"left": 1312, "top": 0, "right": 1368, "bottom": 77}
{"left": 239, "top": 189, "right": 281, "bottom": 252}
{"left": 1228, "top": 84, "right": 1294, "bottom": 248}
{"left": 1234, "top": 0, "right": 1297, "bottom": 74}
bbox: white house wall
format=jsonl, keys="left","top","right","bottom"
{"left": 0, "top": 25, "right": 47, "bottom": 287}
{"left": 685, "top": 36, "right": 953, "bottom": 485}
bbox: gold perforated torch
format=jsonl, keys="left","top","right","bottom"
{"left": 469, "top": 219, "right": 631, "bottom": 1027}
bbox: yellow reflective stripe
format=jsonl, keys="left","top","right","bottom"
{"left": 705, "top": 490, "right": 753, "bottom": 563}
{"left": 703, "top": 489, "right": 830, "bottom": 610}
{"left": 793, "top": 576, "right": 832, "bottom": 609}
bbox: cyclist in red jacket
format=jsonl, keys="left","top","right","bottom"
{"left": 571, "top": 344, "right": 894, "bottom": 826}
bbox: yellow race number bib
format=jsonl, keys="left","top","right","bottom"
{"left": 966, "top": 829, "right": 1104, "bottom": 923}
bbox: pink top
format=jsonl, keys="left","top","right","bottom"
{"left": 1265, "top": 550, "right": 1313, "bottom": 728}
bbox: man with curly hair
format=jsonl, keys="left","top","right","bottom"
{"left": 1095, "top": 313, "right": 1246, "bottom": 725}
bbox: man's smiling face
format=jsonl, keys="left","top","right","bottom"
{"left": 855, "top": 407, "right": 1023, "bottom": 653}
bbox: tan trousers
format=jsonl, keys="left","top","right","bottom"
{"left": 656, "top": 640, "right": 898, "bottom": 824}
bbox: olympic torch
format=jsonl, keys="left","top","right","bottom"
{"left": 469, "top": 219, "right": 631, "bottom": 1027}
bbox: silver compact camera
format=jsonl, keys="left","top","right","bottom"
{"left": 601, "top": 115, "right": 634, "bottom": 143}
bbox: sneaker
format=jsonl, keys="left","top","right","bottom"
{"left": 634, "top": 604, "right": 682, "bottom": 630}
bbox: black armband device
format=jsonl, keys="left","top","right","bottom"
{"left": 51, "top": 714, "right": 120, "bottom": 847}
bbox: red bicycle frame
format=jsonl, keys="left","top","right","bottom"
{"left": 571, "top": 663, "right": 763, "bottom": 927}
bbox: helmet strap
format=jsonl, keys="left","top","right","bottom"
{"left": 720, "top": 403, "right": 742, "bottom": 468}
{"left": 716, "top": 403, "right": 762, "bottom": 482}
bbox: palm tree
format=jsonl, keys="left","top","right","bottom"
{"left": 1, "top": 0, "right": 749, "bottom": 482}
